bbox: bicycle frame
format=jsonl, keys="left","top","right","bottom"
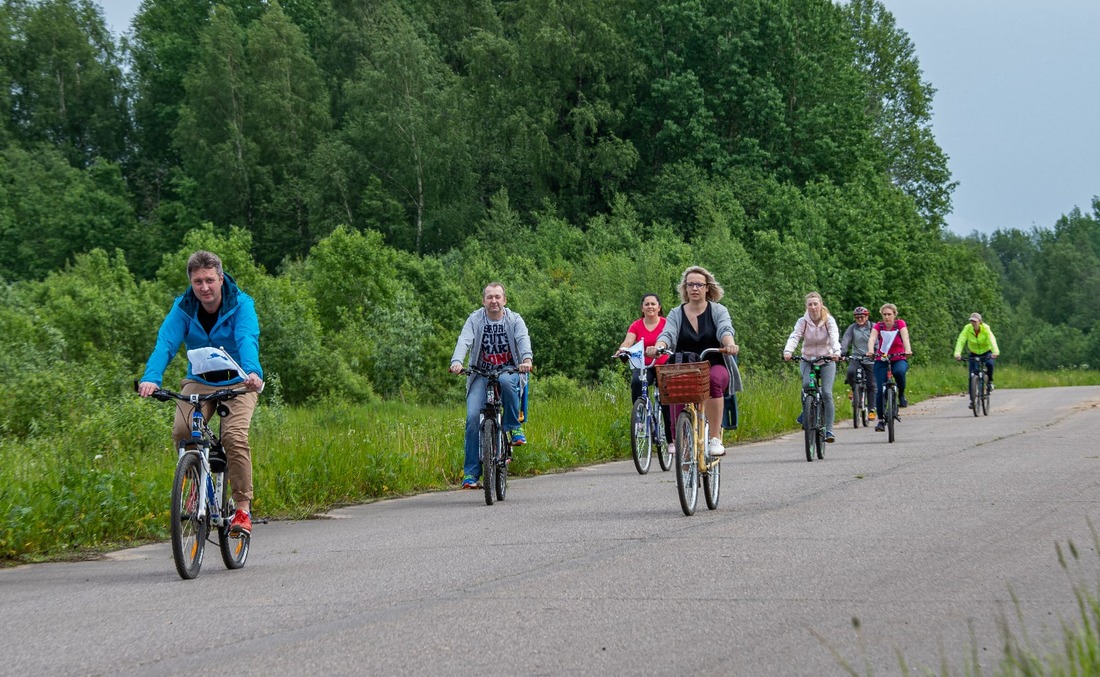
{"left": 179, "top": 394, "right": 230, "bottom": 530}
{"left": 461, "top": 365, "right": 522, "bottom": 505}
{"left": 797, "top": 356, "right": 830, "bottom": 461}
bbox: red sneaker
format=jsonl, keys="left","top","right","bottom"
{"left": 229, "top": 509, "right": 252, "bottom": 536}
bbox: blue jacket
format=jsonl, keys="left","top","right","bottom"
{"left": 141, "top": 273, "right": 263, "bottom": 386}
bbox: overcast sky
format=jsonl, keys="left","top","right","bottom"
{"left": 98, "top": 0, "right": 1099, "bottom": 237}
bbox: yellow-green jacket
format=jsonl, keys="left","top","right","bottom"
{"left": 954, "top": 323, "right": 999, "bottom": 357}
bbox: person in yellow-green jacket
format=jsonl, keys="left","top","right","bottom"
{"left": 954, "top": 312, "right": 999, "bottom": 407}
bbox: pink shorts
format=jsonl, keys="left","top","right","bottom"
{"left": 668, "top": 363, "right": 729, "bottom": 422}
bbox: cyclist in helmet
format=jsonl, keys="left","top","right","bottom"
{"left": 840, "top": 306, "right": 876, "bottom": 421}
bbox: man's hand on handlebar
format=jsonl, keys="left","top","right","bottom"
{"left": 137, "top": 381, "right": 159, "bottom": 398}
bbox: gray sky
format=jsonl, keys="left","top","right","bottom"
{"left": 98, "top": 0, "right": 1099, "bottom": 237}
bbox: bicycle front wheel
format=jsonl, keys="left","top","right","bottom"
{"left": 885, "top": 387, "right": 897, "bottom": 443}
{"left": 674, "top": 411, "right": 698, "bottom": 516}
{"left": 480, "top": 419, "right": 497, "bottom": 506}
{"left": 630, "top": 397, "right": 652, "bottom": 475}
{"left": 218, "top": 473, "right": 249, "bottom": 570}
{"left": 171, "top": 451, "right": 207, "bottom": 580}
{"left": 803, "top": 396, "right": 816, "bottom": 462}
{"left": 656, "top": 405, "right": 672, "bottom": 472}
{"left": 970, "top": 373, "right": 980, "bottom": 417}
{"left": 981, "top": 376, "right": 990, "bottom": 416}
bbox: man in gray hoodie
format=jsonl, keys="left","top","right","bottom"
{"left": 840, "top": 306, "right": 876, "bottom": 420}
{"left": 449, "top": 283, "right": 534, "bottom": 489}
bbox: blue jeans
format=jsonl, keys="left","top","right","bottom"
{"left": 801, "top": 360, "right": 836, "bottom": 433}
{"left": 464, "top": 373, "right": 522, "bottom": 479}
{"left": 873, "top": 359, "right": 908, "bottom": 418}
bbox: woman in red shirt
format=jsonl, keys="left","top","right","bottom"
{"left": 616, "top": 293, "right": 673, "bottom": 447}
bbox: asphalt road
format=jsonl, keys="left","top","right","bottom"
{"left": 3, "top": 386, "right": 1100, "bottom": 676}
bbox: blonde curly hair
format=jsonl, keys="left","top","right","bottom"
{"left": 678, "top": 266, "right": 724, "bottom": 303}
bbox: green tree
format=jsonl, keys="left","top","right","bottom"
{"left": 4, "top": 0, "right": 129, "bottom": 166}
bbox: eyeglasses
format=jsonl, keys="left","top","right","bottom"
{"left": 686, "top": 282, "right": 708, "bottom": 289}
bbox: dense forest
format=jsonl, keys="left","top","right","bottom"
{"left": 1, "top": 0, "right": 1098, "bottom": 437}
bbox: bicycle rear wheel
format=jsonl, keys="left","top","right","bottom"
{"left": 674, "top": 411, "right": 698, "bottom": 516}
{"left": 171, "top": 451, "right": 207, "bottom": 580}
{"left": 480, "top": 419, "right": 497, "bottom": 506}
{"left": 852, "top": 381, "right": 862, "bottom": 429}
{"left": 886, "top": 387, "right": 897, "bottom": 443}
{"left": 496, "top": 438, "right": 508, "bottom": 502}
{"left": 803, "top": 395, "right": 816, "bottom": 462}
{"left": 630, "top": 397, "right": 652, "bottom": 475}
{"left": 703, "top": 454, "right": 721, "bottom": 510}
{"left": 218, "top": 473, "right": 249, "bottom": 570}
{"left": 815, "top": 399, "right": 825, "bottom": 460}
{"left": 970, "top": 373, "right": 980, "bottom": 417}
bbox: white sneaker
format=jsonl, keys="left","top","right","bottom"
{"left": 666, "top": 443, "right": 676, "bottom": 457}
{"left": 708, "top": 438, "right": 725, "bottom": 457}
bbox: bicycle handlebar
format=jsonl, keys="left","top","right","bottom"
{"left": 134, "top": 380, "right": 249, "bottom": 405}
{"left": 652, "top": 347, "right": 724, "bottom": 358}
{"left": 793, "top": 355, "right": 838, "bottom": 365}
{"left": 459, "top": 365, "right": 524, "bottom": 379}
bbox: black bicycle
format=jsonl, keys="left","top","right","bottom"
{"left": 617, "top": 352, "right": 671, "bottom": 474}
{"left": 461, "top": 365, "right": 523, "bottom": 506}
{"left": 139, "top": 384, "right": 251, "bottom": 580}
{"left": 872, "top": 353, "right": 907, "bottom": 443}
{"left": 967, "top": 353, "right": 991, "bottom": 416}
{"left": 796, "top": 356, "right": 830, "bottom": 462}
{"left": 848, "top": 356, "right": 874, "bottom": 428}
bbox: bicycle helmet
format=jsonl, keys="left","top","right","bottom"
{"left": 853, "top": 306, "right": 869, "bottom": 316}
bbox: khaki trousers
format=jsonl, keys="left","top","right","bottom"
{"left": 171, "top": 379, "right": 258, "bottom": 504}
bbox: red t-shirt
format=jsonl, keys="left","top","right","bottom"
{"left": 628, "top": 317, "right": 670, "bottom": 366}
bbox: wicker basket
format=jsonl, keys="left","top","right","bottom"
{"left": 656, "top": 362, "right": 711, "bottom": 404}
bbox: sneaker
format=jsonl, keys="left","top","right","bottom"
{"left": 868, "top": 410, "right": 877, "bottom": 420}
{"left": 968, "top": 401, "right": 973, "bottom": 409}
{"left": 899, "top": 397, "right": 908, "bottom": 408}
{"left": 796, "top": 412, "right": 804, "bottom": 426}
{"left": 989, "top": 383, "right": 995, "bottom": 392}
{"left": 846, "top": 389, "right": 853, "bottom": 401}
{"left": 461, "top": 475, "right": 479, "bottom": 490}
{"left": 825, "top": 431, "right": 835, "bottom": 443}
{"left": 666, "top": 443, "right": 676, "bottom": 457}
{"left": 708, "top": 437, "right": 726, "bottom": 457}
{"left": 874, "top": 421, "right": 886, "bottom": 432}
{"left": 511, "top": 427, "right": 526, "bottom": 446}
{"left": 229, "top": 509, "right": 252, "bottom": 536}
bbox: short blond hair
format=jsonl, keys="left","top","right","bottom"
{"left": 678, "top": 266, "right": 724, "bottom": 303}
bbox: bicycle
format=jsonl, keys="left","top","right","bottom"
{"left": 871, "top": 352, "right": 908, "bottom": 443}
{"left": 139, "top": 383, "right": 252, "bottom": 580}
{"left": 966, "top": 352, "right": 991, "bottom": 416}
{"left": 655, "top": 348, "right": 722, "bottom": 516}
{"left": 460, "top": 365, "right": 523, "bottom": 506}
{"left": 848, "top": 356, "right": 874, "bottom": 428}
{"left": 795, "top": 356, "right": 832, "bottom": 462}
{"left": 616, "top": 351, "right": 671, "bottom": 474}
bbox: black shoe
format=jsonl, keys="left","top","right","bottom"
{"left": 899, "top": 397, "right": 908, "bottom": 408}
{"left": 875, "top": 421, "right": 885, "bottom": 432}
{"left": 967, "top": 401, "right": 973, "bottom": 409}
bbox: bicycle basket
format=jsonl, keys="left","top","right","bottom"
{"left": 655, "top": 362, "right": 710, "bottom": 404}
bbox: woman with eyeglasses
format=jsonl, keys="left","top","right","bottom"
{"left": 783, "top": 291, "right": 841, "bottom": 443}
{"left": 647, "top": 266, "right": 742, "bottom": 457}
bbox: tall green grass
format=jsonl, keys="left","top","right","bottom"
{"left": 2, "top": 362, "right": 1098, "bottom": 562}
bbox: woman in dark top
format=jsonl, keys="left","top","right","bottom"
{"left": 648, "top": 266, "right": 742, "bottom": 456}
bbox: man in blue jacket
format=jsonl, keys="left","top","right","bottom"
{"left": 138, "top": 251, "right": 264, "bottom": 536}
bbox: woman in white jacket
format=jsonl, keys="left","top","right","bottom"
{"left": 783, "top": 291, "right": 841, "bottom": 442}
